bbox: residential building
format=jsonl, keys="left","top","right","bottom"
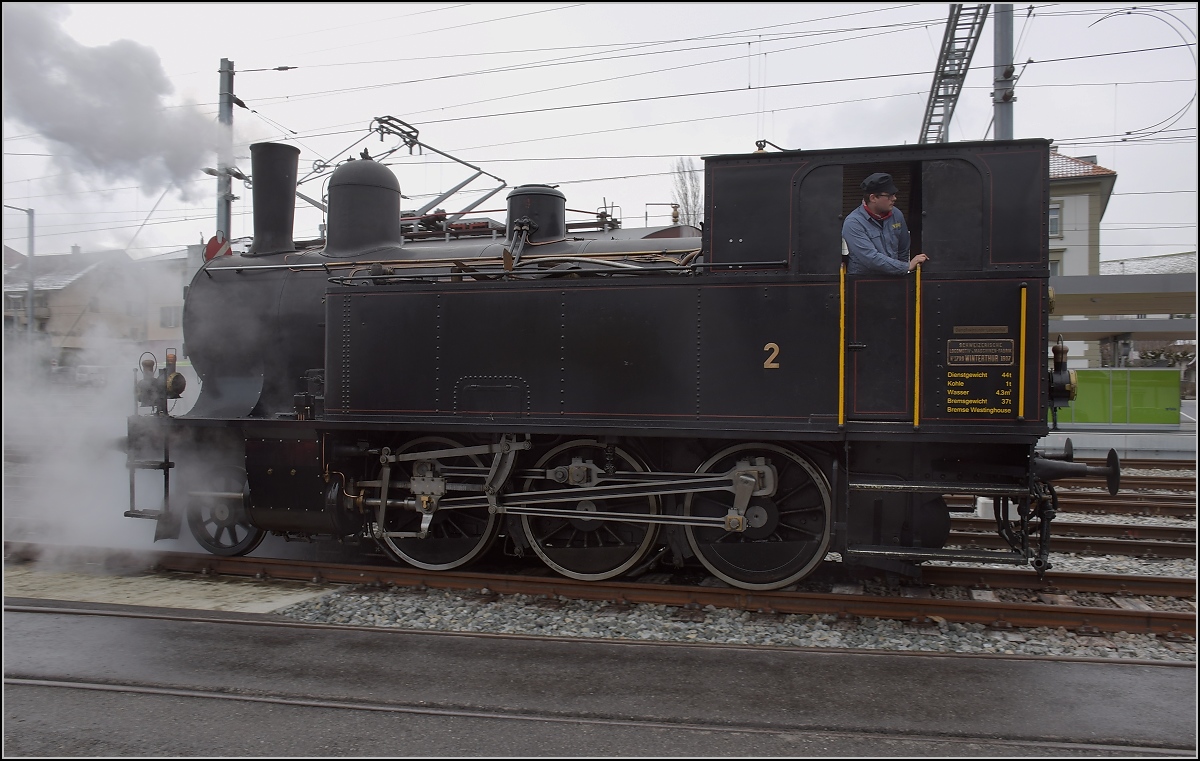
{"left": 1048, "top": 148, "right": 1117, "bottom": 368}
{"left": 2, "top": 244, "right": 195, "bottom": 371}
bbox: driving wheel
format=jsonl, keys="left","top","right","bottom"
{"left": 375, "top": 436, "right": 501, "bottom": 571}
{"left": 683, "top": 443, "right": 831, "bottom": 590}
{"left": 520, "top": 440, "right": 659, "bottom": 581}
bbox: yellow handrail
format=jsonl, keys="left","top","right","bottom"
{"left": 913, "top": 264, "right": 921, "bottom": 428}
{"left": 1018, "top": 282, "right": 1028, "bottom": 421}
{"left": 838, "top": 261, "right": 846, "bottom": 427}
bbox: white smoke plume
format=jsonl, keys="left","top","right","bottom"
{"left": 1, "top": 3, "right": 214, "bottom": 198}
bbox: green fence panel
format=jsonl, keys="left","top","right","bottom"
{"left": 1128, "top": 369, "right": 1183, "bottom": 424}
{"left": 1051, "top": 369, "right": 1181, "bottom": 424}
{"left": 1112, "top": 370, "right": 1130, "bottom": 423}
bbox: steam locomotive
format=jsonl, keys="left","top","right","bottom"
{"left": 126, "top": 131, "right": 1119, "bottom": 590}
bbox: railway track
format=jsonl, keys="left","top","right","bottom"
{"left": 1058, "top": 474, "right": 1196, "bottom": 492}
{"left": 948, "top": 518, "right": 1196, "bottom": 559}
{"left": 5, "top": 542, "right": 1194, "bottom": 638}
{"left": 944, "top": 492, "right": 1196, "bottom": 518}
{"left": 1078, "top": 457, "right": 1195, "bottom": 471}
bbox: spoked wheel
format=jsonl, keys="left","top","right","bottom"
{"left": 185, "top": 466, "right": 266, "bottom": 556}
{"left": 683, "top": 443, "right": 831, "bottom": 590}
{"left": 520, "top": 440, "right": 659, "bottom": 581}
{"left": 375, "top": 436, "right": 501, "bottom": 571}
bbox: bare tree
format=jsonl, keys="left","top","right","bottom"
{"left": 671, "top": 157, "right": 703, "bottom": 228}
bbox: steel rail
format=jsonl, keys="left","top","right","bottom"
{"left": 24, "top": 547, "right": 1182, "bottom": 637}
{"left": 946, "top": 531, "right": 1197, "bottom": 560}
{"left": 1056, "top": 492, "right": 1197, "bottom": 505}
{"left": 1058, "top": 475, "right": 1196, "bottom": 491}
{"left": 944, "top": 494, "right": 1196, "bottom": 518}
{"left": 1077, "top": 458, "right": 1195, "bottom": 471}
{"left": 4, "top": 543, "right": 1193, "bottom": 635}
{"left": 170, "top": 554, "right": 1199, "bottom": 636}
{"left": 917, "top": 566, "right": 1196, "bottom": 598}
{"left": 950, "top": 517, "right": 1195, "bottom": 543}
{"left": 1053, "top": 498, "right": 1196, "bottom": 519}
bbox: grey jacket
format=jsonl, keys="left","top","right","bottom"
{"left": 842, "top": 204, "right": 911, "bottom": 275}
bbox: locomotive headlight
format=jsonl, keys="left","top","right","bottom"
{"left": 164, "top": 349, "right": 185, "bottom": 398}
{"left": 1049, "top": 338, "right": 1076, "bottom": 407}
{"left": 166, "top": 372, "right": 187, "bottom": 399}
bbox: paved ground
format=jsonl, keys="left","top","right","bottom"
{"left": 4, "top": 598, "right": 1195, "bottom": 757}
{"left": 3, "top": 559, "right": 335, "bottom": 613}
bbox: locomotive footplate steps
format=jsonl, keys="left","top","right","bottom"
{"left": 125, "top": 445, "right": 179, "bottom": 541}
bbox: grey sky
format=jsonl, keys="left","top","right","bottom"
{"left": 2, "top": 2, "right": 1196, "bottom": 260}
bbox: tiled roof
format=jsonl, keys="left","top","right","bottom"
{"left": 1049, "top": 151, "right": 1116, "bottom": 179}
{"left": 2, "top": 261, "right": 104, "bottom": 292}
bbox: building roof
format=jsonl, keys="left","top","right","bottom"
{"left": 135, "top": 248, "right": 189, "bottom": 261}
{"left": 2, "top": 261, "right": 105, "bottom": 293}
{"left": 1101, "top": 251, "right": 1197, "bottom": 275}
{"left": 1050, "top": 273, "right": 1195, "bottom": 316}
{"left": 2, "top": 249, "right": 131, "bottom": 293}
{"left": 1049, "top": 150, "right": 1116, "bottom": 179}
{"left": 3, "top": 245, "right": 28, "bottom": 267}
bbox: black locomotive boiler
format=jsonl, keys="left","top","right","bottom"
{"left": 126, "top": 135, "right": 1119, "bottom": 590}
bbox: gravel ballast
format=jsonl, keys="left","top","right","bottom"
{"left": 277, "top": 563, "right": 1197, "bottom": 664}
{"left": 277, "top": 466, "right": 1197, "bottom": 662}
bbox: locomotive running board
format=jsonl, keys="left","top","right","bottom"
{"left": 845, "top": 545, "right": 1029, "bottom": 565}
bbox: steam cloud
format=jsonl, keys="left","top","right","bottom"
{"left": 1, "top": 3, "right": 214, "bottom": 196}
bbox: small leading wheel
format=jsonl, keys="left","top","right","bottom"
{"left": 520, "top": 440, "right": 659, "bottom": 581}
{"left": 185, "top": 466, "right": 265, "bottom": 556}
{"left": 683, "top": 443, "right": 831, "bottom": 590}
{"left": 375, "top": 436, "right": 501, "bottom": 571}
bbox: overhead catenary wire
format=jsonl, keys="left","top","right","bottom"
{"left": 10, "top": 4, "right": 1188, "bottom": 115}
{"left": 240, "top": 3, "right": 927, "bottom": 77}
{"left": 5, "top": 6, "right": 1193, "bottom": 255}
{"left": 229, "top": 43, "right": 1198, "bottom": 148}
{"left": 199, "top": 78, "right": 1198, "bottom": 154}
{"left": 246, "top": 16, "right": 945, "bottom": 108}
{"left": 236, "top": 3, "right": 1186, "bottom": 83}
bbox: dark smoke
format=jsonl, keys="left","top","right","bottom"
{"left": 1, "top": 3, "right": 214, "bottom": 197}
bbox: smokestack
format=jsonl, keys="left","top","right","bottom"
{"left": 248, "top": 142, "right": 300, "bottom": 256}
